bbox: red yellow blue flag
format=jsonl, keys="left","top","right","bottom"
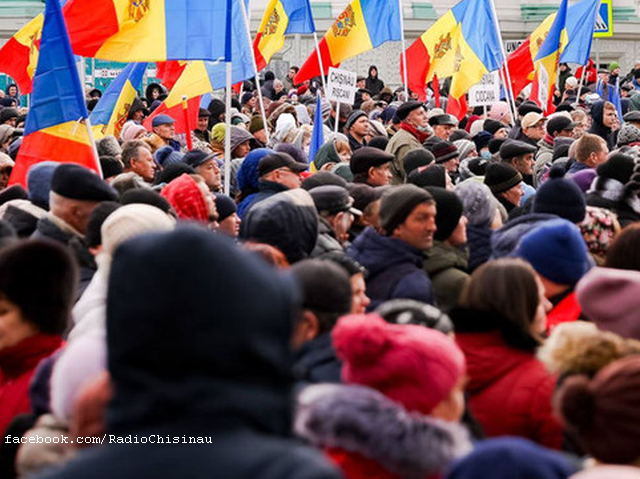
{"left": 90, "top": 63, "right": 148, "bottom": 139}
{"left": 9, "top": 0, "right": 100, "bottom": 187}
{"left": 294, "top": 0, "right": 401, "bottom": 84}
{"left": 403, "top": 0, "right": 504, "bottom": 106}
{"left": 254, "top": 0, "right": 315, "bottom": 71}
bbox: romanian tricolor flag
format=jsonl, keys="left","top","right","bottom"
{"left": 90, "top": 63, "right": 148, "bottom": 140}
{"left": 505, "top": 0, "right": 598, "bottom": 98}
{"left": 0, "top": 14, "right": 44, "bottom": 94}
{"left": 294, "top": 0, "right": 401, "bottom": 84}
{"left": 63, "top": 0, "right": 236, "bottom": 62}
{"left": 530, "top": 0, "right": 568, "bottom": 113}
{"left": 9, "top": 0, "right": 99, "bottom": 187}
{"left": 403, "top": 0, "right": 504, "bottom": 112}
{"left": 254, "top": 0, "right": 315, "bottom": 71}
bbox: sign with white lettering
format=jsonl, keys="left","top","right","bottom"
{"left": 326, "top": 67, "right": 357, "bottom": 105}
{"left": 468, "top": 72, "right": 501, "bottom": 107}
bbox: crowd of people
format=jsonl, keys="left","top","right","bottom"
{"left": 0, "top": 60, "right": 640, "bottom": 479}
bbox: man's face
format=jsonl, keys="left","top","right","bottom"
{"left": 513, "top": 153, "right": 535, "bottom": 175}
{"left": 393, "top": 202, "right": 437, "bottom": 250}
{"left": 368, "top": 162, "right": 392, "bottom": 186}
{"left": 351, "top": 116, "right": 369, "bottom": 138}
{"left": 153, "top": 122, "right": 175, "bottom": 141}
{"left": 253, "top": 129, "right": 267, "bottom": 145}
{"left": 603, "top": 108, "right": 617, "bottom": 128}
{"left": 0, "top": 167, "right": 11, "bottom": 190}
{"left": 433, "top": 124, "right": 454, "bottom": 140}
{"left": 556, "top": 128, "right": 574, "bottom": 138}
{"left": 197, "top": 116, "right": 209, "bottom": 131}
{"left": 8, "top": 86, "right": 17, "bottom": 97}
{"left": 362, "top": 92, "right": 371, "bottom": 102}
{"left": 524, "top": 121, "right": 545, "bottom": 141}
{"left": 198, "top": 181, "right": 219, "bottom": 226}
{"left": 442, "top": 157, "right": 459, "bottom": 173}
{"left": 350, "top": 273, "right": 370, "bottom": 314}
{"left": 4, "top": 117, "right": 16, "bottom": 127}
{"left": 288, "top": 68, "right": 296, "bottom": 79}
{"left": 196, "top": 159, "right": 221, "bottom": 191}
{"left": 500, "top": 182, "right": 524, "bottom": 207}
{"left": 406, "top": 107, "right": 428, "bottom": 129}
{"left": 131, "top": 147, "right": 156, "bottom": 182}
{"left": 131, "top": 110, "right": 144, "bottom": 122}
{"left": 274, "top": 167, "right": 302, "bottom": 189}
{"left": 589, "top": 143, "right": 609, "bottom": 167}
{"left": 357, "top": 79, "right": 366, "bottom": 89}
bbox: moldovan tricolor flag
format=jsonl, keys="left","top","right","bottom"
{"left": 254, "top": 0, "right": 316, "bottom": 71}
{"left": 403, "top": 0, "right": 504, "bottom": 114}
{"left": 0, "top": 14, "right": 44, "bottom": 94}
{"left": 294, "top": 0, "right": 401, "bottom": 84}
{"left": 530, "top": 0, "right": 569, "bottom": 113}
{"left": 63, "top": 0, "right": 236, "bottom": 62}
{"left": 90, "top": 63, "right": 147, "bottom": 140}
{"left": 9, "top": 0, "right": 99, "bottom": 187}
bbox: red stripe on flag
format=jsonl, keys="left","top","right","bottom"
{"left": 0, "top": 38, "right": 34, "bottom": 93}
{"left": 144, "top": 97, "right": 201, "bottom": 136}
{"left": 253, "top": 32, "right": 267, "bottom": 72}
{"left": 63, "top": 0, "right": 120, "bottom": 57}
{"left": 504, "top": 38, "right": 534, "bottom": 98}
{"left": 403, "top": 38, "right": 431, "bottom": 102}
{"left": 10, "top": 132, "right": 99, "bottom": 187}
{"left": 156, "top": 61, "right": 187, "bottom": 90}
{"left": 446, "top": 94, "right": 467, "bottom": 121}
{"left": 295, "top": 39, "right": 334, "bottom": 84}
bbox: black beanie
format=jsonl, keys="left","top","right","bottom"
{"left": 85, "top": 201, "right": 121, "bottom": 248}
{"left": 368, "top": 136, "right": 389, "bottom": 151}
{"left": 214, "top": 193, "right": 237, "bottom": 222}
{"left": 403, "top": 148, "right": 435, "bottom": 176}
{"left": 483, "top": 119, "right": 505, "bottom": 136}
{"left": 596, "top": 153, "right": 635, "bottom": 185}
{"left": 533, "top": 165, "right": 586, "bottom": 223}
{"left": 120, "top": 188, "right": 172, "bottom": 214}
{"left": 290, "top": 259, "right": 352, "bottom": 317}
{"left": 425, "top": 187, "right": 463, "bottom": 241}
{"left": 155, "top": 162, "right": 196, "bottom": 185}
{"left": 301, "top": 171, "right": 348, "bottom": 190}
{"left": 484, "top": 162, "right": 522, "bottom": 194}
{"left": 100, "top": 155, "right": 124, "bottom": 179}
{"left": 408, "top": 164, "right": 447, "bottom": 189}
{"left": 488, "top": 138, "right": 506, "bottom": 155}
{"left": 0, "top": 240, "right": 77, "bottom": 334}
{"left": 379, "top": 185, "right": 433, "bottom": 235}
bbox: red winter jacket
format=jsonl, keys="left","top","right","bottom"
{"left": 451, "top": 308, "right": 563, "bottom": 450}
{"left": 0, "top": 334, "right": 62, "bottom": 436}
{"left": 546, "top": 291, "right": 581, "bottom": 332}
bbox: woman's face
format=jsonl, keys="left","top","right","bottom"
{"left": 532, "top": 276, "right": 552, "bottom": 335}
{"left": 370, "top": 67, "right": 377, "bottom": 78}
{"left": 0, "top": 299, "right": 38, "bottom": 351}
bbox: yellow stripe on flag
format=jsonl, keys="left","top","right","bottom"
{"left": 96, "top": 0, "right": 166, "bottom": 61}
{"left": 41, "top": 120, "right": 94, "bottom": 146}
{"left": 449, "top": 35, "right": 489, "bottom": 99}
{"left": 163, "top": 61, "right": 213, "bottom": 109}
{"left": 325, "top": 0, "right": 373, "bottom": 64}
{"left": 420, "top": 10, "right": 460, "bottom": 82}
{"left": 257, "top": 0, "right": 290, "bottom": 65}
{"left": 528, "top": 14, "right": 557, "bottom": 60}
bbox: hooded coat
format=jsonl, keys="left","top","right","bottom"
{"left": 588, "top": 101, "right": 615, "bottom": 150}
{"left": 451, "top": 307, "right": 563, "bottom": 450}
{"left": 41, "top": 228, "right": 340, "bottom": 479}
{"left": 348, "top": 227, "right": 435, "bottom": 309}
{"left": 423, "top": 241, "right": 469, "bottom": 312}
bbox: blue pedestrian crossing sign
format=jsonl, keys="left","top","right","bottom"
{"left": 594, "top": 0, "right": 613, "bottom": 38}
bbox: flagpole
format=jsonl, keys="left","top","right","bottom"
{"left": 397, "top": 0, "right": 409, "bottom": 100}
{"left": 84, "top": 117, "right": 103, "bottom": 178}
{"left": 225, "top": 62, "right": 232, "bottom": 196}
{"left": 313, "top": 31, "right": 327, "bottom": 92}
{"left": 238, "top": 0, "right": 271, "bottom": 145}
{"left": 574, "top": 64, "right": 587, "bottom": 106}
{"left": 488, "top": 0, "right": 518, "bottom": 123}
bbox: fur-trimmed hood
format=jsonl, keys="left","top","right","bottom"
{"left": 295, "top": 384, "right": 472, "bottom": 479}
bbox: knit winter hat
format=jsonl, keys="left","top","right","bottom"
{"left": 403, "top": 148, "right": 435, "bottom": 176}
{"left": 483, "top": 119, "right": 506, "bottom": 136}
{"left": 85, "top": 201, "right": 121, "bottom": 248}
{"left": 454, "top": 139, "right": 475, "bottom": 161}
{"left": 27, "top": 161, "right": 58, "bottom": 210}
{"left": 154, "top": 145, "right": 184, "bottom": 168}
{"left": 96, "top": 136, "right": 122, "bottom": 158}
{"left": 213, "top": 193, "right": 237, "bottom": 222}
{"left": 408, "top": 164, "right": 448, "bottom": 189}
{"left": 488, "top": 102, "right": 511, "bottom": 122}
{"left": 249, "top": 115, "right": 265, "bottom": 134}
{"left": 346, "top": 109, "right": 368, "bottom": 130}
{"left": 101, "top": 204, "right": 175, "bottom": 257}
{"left": 427, "top": 140, "right": 459, "bottom": 164}
{"left": 455, "top": 180, "right": 496, "bottom": 227}
{"left": 160, "top": 173, "right": 209, "bottom": 223}
{"left": 557, "top": 355, "right": 640, "bottom": 464}
{"left": 332, "top": 313, "right": 466, "bottom": 414}
{"left": 120, "top": 188, "right": 172, "bottom": 214}
{"left": 488, "top": 138, "right": 506, "bottom": 155}
{"left": 121, "top": 122, "right": 147, "bottom": 142}
{"left": 596, "top": 152, "right": 635, "bottom": 185}
{"left": 570, "top": 169, "right": 597, "bottom": 193}
{"left": 425, "top": 187, "right": 463, "bottom": 241}
{"left": 533, "top": 165, "right": 586, "bottom": 223}
{"left": 576, "top": 267, "right": 640, "bottom": 340}
{"left": 616, "top": 123, "right": 640, "bottom": 147}
{"left": 379, "top": 185, "right": 434, "bottom": 235}
{"left": 446, "top": 437, "right": 577, "bottom": 479}
{"left": 99, "top": 155, "right": 124, "bottom": 179}
{"left": 472, "top": 131, "right": 493, "bottom": 152}
{"left": 515, "top": 218, "right": 592, "bottom": 285}
{"left": 484, "top": 162, "right": 522, "bottom": 194}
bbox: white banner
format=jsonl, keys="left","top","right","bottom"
{"left": 326, "top": 67, "right": 357, "bottom": 105}
{"left": 468, "top": 72, "right": 501, "bottom": 107}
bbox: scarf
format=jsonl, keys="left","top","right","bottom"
{"left": 400, "top": 121, "right": 430, "bottom": 143}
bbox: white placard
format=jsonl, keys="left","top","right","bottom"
{"left": 468, "top": 72, "right": 501, "bottom": 107}
{"left": 538, "top": 65, "right": 550, "bottom": 111}
{"left": 326, "top": 67, "right": 357, "bottom": 105}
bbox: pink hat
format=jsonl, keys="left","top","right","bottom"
{"left": 571, "top": 466, "right": 640, "bottom": 479}
{"left": 121, "top": 122, "right": 148, "bottom": 142}
{"left": 488, "top": 102, "right": 510, "bottom": 122}
{"left": 332, "top": 313, "right": 466, "bottom": 415}
{"left": 576, "top": 267, "right": 640, "bottom": 340}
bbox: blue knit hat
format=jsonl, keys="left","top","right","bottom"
{"left": 515, "top": 218, "right": 592, "bottom": 286}
{"left": 27, "top": 161, "right": 59, "bottom": 210}
{"left": 446, "top": 437, "right": 577, "bottom": 479}
{"left": 533, "top": 165, "right": 586, "bottom": 223}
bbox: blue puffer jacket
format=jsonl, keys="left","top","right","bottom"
{"left": 466, "top": 224, "right": 492, "bottom": 273}
{"left": 347, "top": 227, "right": 435, "bottom": 310}
{"left": 491, "top": 213, "right": 557, "bottom": 259}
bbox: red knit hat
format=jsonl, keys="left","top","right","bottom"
{"left": 332, "top": 314, "right": 466, "bottom": 415}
